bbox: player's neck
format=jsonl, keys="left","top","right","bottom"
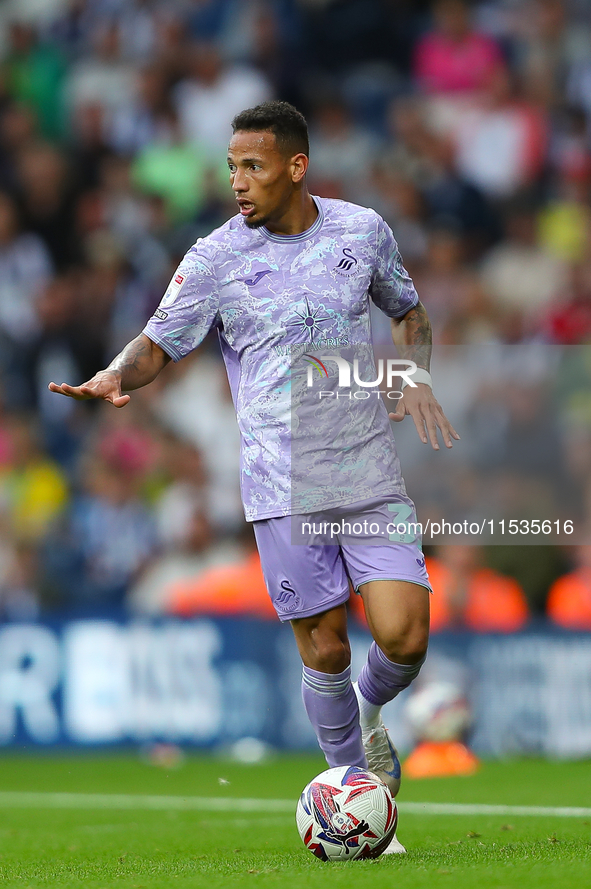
{"left": 264, "top": 190, "right": 318, "bottom": 237}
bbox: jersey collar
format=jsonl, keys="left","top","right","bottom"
{"left": 259, "top": 195, "right": 324, "bottom": 243}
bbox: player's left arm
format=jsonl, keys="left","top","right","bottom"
{"left": 389, "top": 301, "right": 460, "bottom": 450}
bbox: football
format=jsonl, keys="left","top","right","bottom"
{"left": 296, "top": 765, "right": 398, "bottom": 861}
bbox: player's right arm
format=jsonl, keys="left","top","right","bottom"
{"left": 50, "top": 237, "right": 221, "bottom": 407}
{"left": 48, "top": 333, "right": 170, "bottom": 408}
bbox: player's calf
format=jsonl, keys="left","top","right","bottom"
{"left": 355, "top": 642, "right": 427, "bottom": 798}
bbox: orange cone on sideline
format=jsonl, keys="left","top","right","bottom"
{"left": 404, "top": 741, "right": 480, "bottom": 778}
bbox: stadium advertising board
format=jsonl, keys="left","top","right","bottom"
{"left": 0, "top": 618, "right": 590, "bottom": 758}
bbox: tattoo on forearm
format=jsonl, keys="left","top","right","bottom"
{"left": 105, "top": 335, "right": 163, "bottom": 390}
{"left": 391, "top": 302, "right": 432, "bottom": 370}
{"left": 116, "top": 338, "right": 150, "bottom": 373}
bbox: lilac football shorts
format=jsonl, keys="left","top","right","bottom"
{"left": 252, "top": 495, "right": 431, "bottom": 622}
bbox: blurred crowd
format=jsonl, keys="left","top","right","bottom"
{"left": 0, "top": 0, "right": 590, "bottom": 626}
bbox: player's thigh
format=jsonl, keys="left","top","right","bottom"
{"left": 337, "top": 495, "right": 431, "bottom": 662}
{"left": 252, "top": 515, "right": 353, "bottom": 672}
{"left": 252, "top": 515, "right": 350, "bottom": 621}
{"left": 359, "top": 579, "right": 430, "bottom": 664}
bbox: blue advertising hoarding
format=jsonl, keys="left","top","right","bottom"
{"left": 1, "top": 618, "right": 590, "bottom": 758}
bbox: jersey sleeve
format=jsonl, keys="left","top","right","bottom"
{"left": 369, "top": 213, "right": 419, "bottom": 318}
{"left": 143, "top": 240, "right": 220, "bottom": 361}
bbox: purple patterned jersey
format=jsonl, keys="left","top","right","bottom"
{"left": 143, "top": 196, "right": 419, "bottom": 520}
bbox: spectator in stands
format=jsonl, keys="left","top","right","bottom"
{"left": 368, "top": 171, "right": 428, "bottom": 268}
{"left": 235, "top": 0, "right": 302, "bottom": 101}
{"left": 0, "top": 537, "right": 39, "bottom": 620}
{"left": 479, "top": 198, "right": 566, "bottom": 338}
{"left": 538, "top": 161, "right": 591, "bottom": 266}
{"left": 28, "top": 271, "right": 105, "bottom": 434}
{"left": 520, "top": 0, "right": 591, "bottom": 108}
{"left": 52, "top": 451, "right": 157, "bottom": 610}
{"left": 0, "top": 413, "right": 68, "bottom": 541}
{"left": 543, "top": 261, "right": 591, "bottom": 344}
{"left": 174, "top": 41, "right": 271, "bottom": 160}
{"left": 109, "top": 63, "right": 172, "bottom": 158}
{"left": 64, "top": 19, "right": 136, "bottom": 130}
{"left": 132, "top": 102, "right": 222, "bottom": 224}
{"left": 0, "top": 190, "right": 52, "bottom": 356}
{"left": 0, "top": 101, "right": 38, "bottom": 193}
{"left": 69, "top": 101, "right": 112, "bottom": 190}
{"left": 427, "top": 545, "right": 530, "bottom": 632}
{"left": 547, "top": 544, "right": 591, "bottom": 629}
{"left": 1, "top": 19, "right": 66, "bottom": 140}
{"left": 154, "top": 349, "right": 243, "bottom": 533}
{"left": 15, "top": 141, "right": 79, "bottom": 269}
{"left": 128, "top": 504, "right": 242, "bottom": 616}
{"left": 94, "top": 154, "right": 170, "bottom": 289}
{"left": 382, "top": 97, "right": 439, "bottom": 187}
{"left": 413, "top": 0, "right": 504, "bottom": 97}
{"left": 463, "top": 379, "right": 565, "bottom": 532}
{"left": 451, "top": 66, "right": 548, "bottom": 200}
{"left": 382, "top": 98, "right": 499, "bottom": 254}
{"left": 307, "top": 99, "right": 381, "bottom": 202}
{"left": 105, "top": 0, "right": 163, "bottom": 64}
{"left": 411, "top": 225, "right": 479, "bottom": 339}
{"left": 151, "top": 434, "right": 208, "bottom": 549}
{"left": 185, "top": 0, "right": 234, "bottom": 44}
{"left": 167, "top": 525, "right": 276, "bottom": 619}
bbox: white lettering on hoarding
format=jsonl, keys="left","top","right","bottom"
{"left": 0, "top": 625, "right": 60, "bottom": 743}
{"left": 63, "top": 621, "right": 223, "bottom": 743}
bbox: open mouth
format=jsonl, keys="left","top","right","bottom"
{"left": 237, "top": 200, "right": 255, "bottom": 217}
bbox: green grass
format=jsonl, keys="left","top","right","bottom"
{"left": 0, "top": 753, "right": 590, "bottom": 888}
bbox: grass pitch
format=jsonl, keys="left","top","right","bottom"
{"left": 0, "top": 753, "right": 589, "bottom": 888}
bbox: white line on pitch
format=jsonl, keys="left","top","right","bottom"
{"left": 401, "top": 802, "right": 591, "bottom": 818}
{"left": 0, "top": 792, "right": 294, "bottom": 812}
{"left": 0, "top": 793, "right": 590, "bottom": 818}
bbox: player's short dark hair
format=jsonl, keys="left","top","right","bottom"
{"left": 231, "top": 101, "right": 309, "bottom": 158}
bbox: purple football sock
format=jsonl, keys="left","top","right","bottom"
{"left": 301, "top": 665, "right": 367, "bottom": 769}
{"left": 357, "top": 642, "right": 425, "bottom": 706}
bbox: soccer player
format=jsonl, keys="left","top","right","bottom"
{"left": 50, "top": 101, "right": 459, "bottom": 853}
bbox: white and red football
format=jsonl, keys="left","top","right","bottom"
{"left": 296, "top": 765, "right": 398, "bottom": 861}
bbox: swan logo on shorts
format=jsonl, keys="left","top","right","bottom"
{"left": 276, "top": 579, "right": 302, "bottom": 612}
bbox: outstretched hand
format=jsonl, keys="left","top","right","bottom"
{"left": 48, "top": 371, "right": 130, "bottom": 408}
{"left": 389, "top": 383, "right": 460, "bottom": 450}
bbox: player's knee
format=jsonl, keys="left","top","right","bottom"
{"left": 307, "top": 634, "right": 351, "bottom": 673}
{"left": 377, "top": 626, "right": 428, "bottom": 665}
{"left": 292, "top": 607, "right": 351, "bottom": 673}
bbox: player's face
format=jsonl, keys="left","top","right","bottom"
{"left": 227, "top": 131, "right": 302, "bottom": 229}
